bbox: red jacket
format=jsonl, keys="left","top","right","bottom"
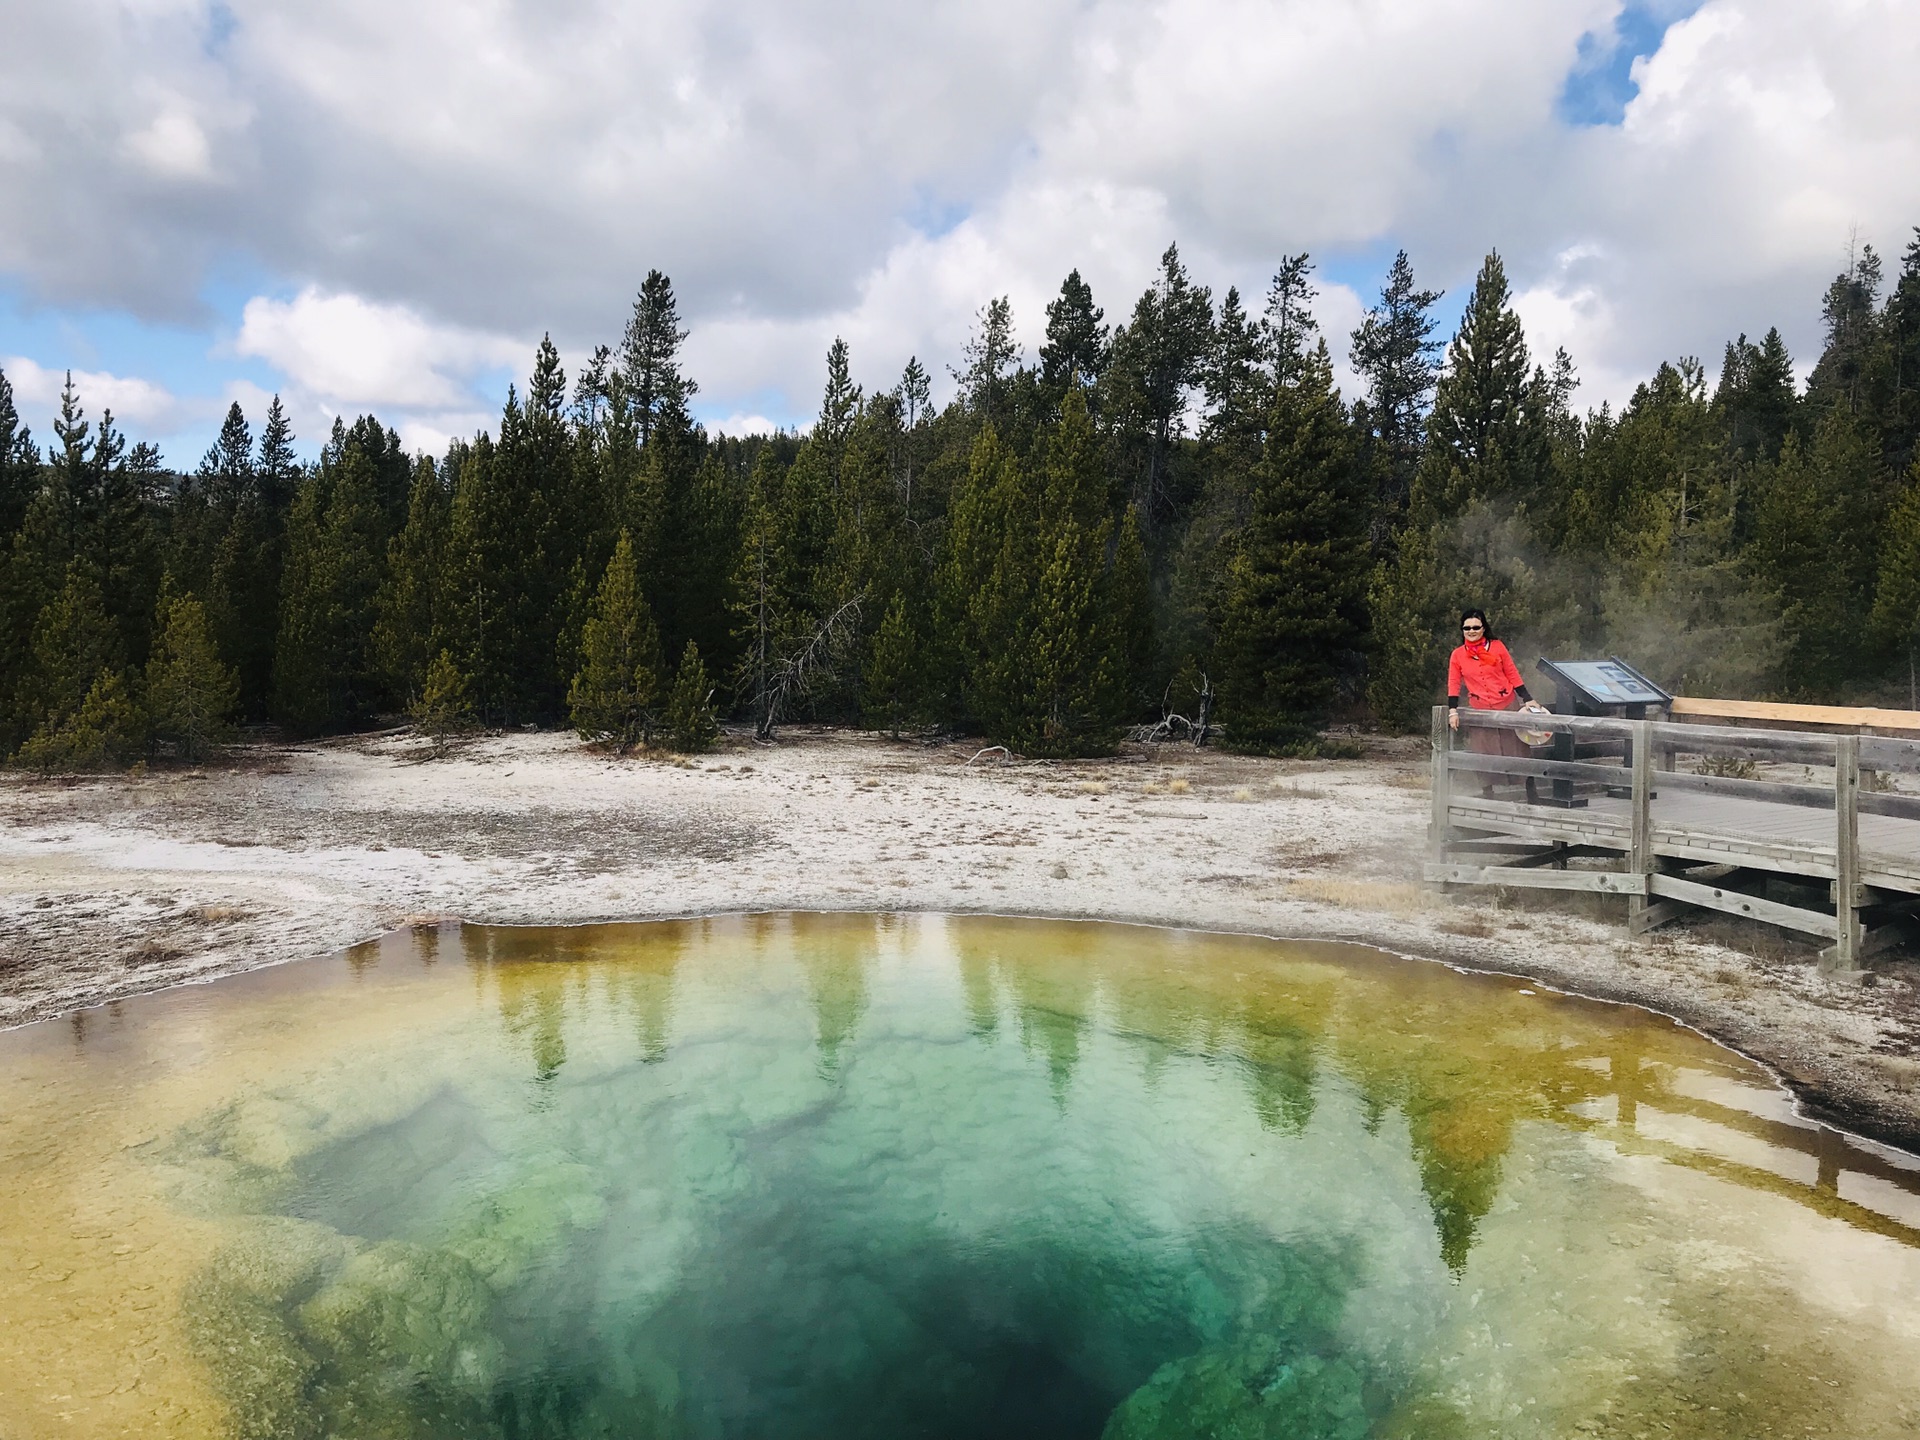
{"left": 1448, "top": 638, "right": 1523, "bottom": 709}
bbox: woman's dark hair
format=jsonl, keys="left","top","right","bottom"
{"left": 1459, "top": 607, "right": 1494, "bottom": 640}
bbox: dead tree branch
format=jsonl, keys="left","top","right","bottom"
{"left": 753, "top": 595, "right": 866, "bottom": 742}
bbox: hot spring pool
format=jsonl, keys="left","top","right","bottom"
{"left": 2, "top": 914, "right": 1918, "bottom": 1439}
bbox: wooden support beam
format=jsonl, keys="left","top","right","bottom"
{"left": 1630, "top": 897, "right": 1690, "bottom": 933}
{"left": 1425, "top": 863, "right": 1648, "bottom": 894}
{"left": 1647, "top": 874, "right": 1838, "bottom": 939}
{"left": 1861, "top": 921, "right": 1914, "bottom": 961}
{"left": 1823, "top": 734, "right": 1863, "bottom": 973}
{"left": 1430, "top": 705, "right": 1451, "bottom": 871}
{"left": 1628, "top": 720, "right": 1655, "bottom": 934}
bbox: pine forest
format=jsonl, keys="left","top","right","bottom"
{"left": 4, "top": 235, "right": 1920, "bottom": 770}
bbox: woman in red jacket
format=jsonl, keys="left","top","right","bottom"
{"left": 1446, "top": 608, "right": 1534, "bottom": 757}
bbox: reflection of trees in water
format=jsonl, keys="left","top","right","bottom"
{"left": 794, "top": 914, "right": 871, "bottom": 1081}
{"left": 954, "top": 927, "right": 1100, "bottom": 1105}
{"left": 943, "top": 923, "right": 1716, "bottom": 1274}
{"left": 464, "top": 923, "right": 689, "bottom": 1085}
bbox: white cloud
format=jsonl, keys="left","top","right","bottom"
{"left": 235, "top": 288, "right": 524, "bottom": 412}
{"left": 706, "top": 412, "right": 788, "bottom": 438}
{"left": 2, "top": 355, "right": 179, "bottom": 431}
{"left": 123, "top": 105, "right": 214, "bottom": 180}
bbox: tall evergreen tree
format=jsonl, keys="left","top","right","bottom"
{"left": 0, "top": 365, "right": 39, "bottom": 542}
{"left": 1414, "top": 250, "right": 1537, "bottom": 517}
{"left": 1211, "top": 344, "right": 1370, "bottom": 748}
{"left": 569, "top": 531, "right": 663, "bottom": 750}
{"left": 1104, "top": 244, "right": 1214, "bottom": 526}
{"left": 1807, "top": 240, "right": 1883, "bottom": 418}
{"left": 620, "top": 269, "right": 697, "bottom": 445}
{"left": 17, "top": 561, "right": 123, "bottom": 746}
{"left": 1751, "top": 411, "right": 1881, "bottom": 699}
{"left": 1203, "top": 285, "right": 1270, "bottom": 457}
{"left": 256, "top": 394, "right": 300, "bottom": 514}
{"left": 273, "top": 433, "right": 388, "bottom": 732}
{"left": 819, "top": 337, "right": 863, "bottom": 462}
{"left": 954, "top": 297, "right": 1021, "bottom": 425}
{"left": 1882, "top": 231, "right": 1920, "bottom": 481}
{"left": 1350, "top": 250, "right": 1443, "bottom": 545}
{"left": 1713, "top": 329, "right": 1797, "bottom": 465}
{"left": 1262, "top": 254, "right": 1320, "bottom": 393}
{"left": 1871, "top": 462, "right": 1920, "bottom": 707}
{"left": 1039, "top": 270, "right": 1110, "bottom": 400}
{"left": 147, "top": 592, "right": 239, "bottom": 762}
{"left": 374, "top": 456, "right": 450, "bottom": 703}
{"left": 948, "top": 394, "right": 1137, "bottom": 754}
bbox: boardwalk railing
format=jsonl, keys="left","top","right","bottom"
{"left": 1428, "top": 706, "right": 1920, "bottom": 971}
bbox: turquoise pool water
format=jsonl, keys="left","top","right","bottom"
{"left": 2, "top": 914, "right": 1918, "bottom": 1439}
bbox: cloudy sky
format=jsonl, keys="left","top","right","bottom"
{"left": 1, "top": 0, "right": 1915, "bottom": 466}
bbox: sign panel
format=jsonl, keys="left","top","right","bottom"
{"left": 1537, "top": 658, "right": 1671, "bottom": 706}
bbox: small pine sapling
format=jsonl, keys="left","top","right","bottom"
{"left": 411, "top": 650, "right": 477, "bottom": 756}
{"left": 664, "top": 640, "right": 719, "bottom": 753}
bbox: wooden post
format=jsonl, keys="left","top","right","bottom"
{"left": 1430, "top": 705, "right": 1451, "bottom": 871}
{"left": 1825, "top": 733, "right": 1862, "bottom": 973}
{"left": 1627, "top": 719, "right": 1656, "bottom": 934}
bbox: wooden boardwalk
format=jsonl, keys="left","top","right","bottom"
{"left": 1426, "top": 707, "right": 1920, "bottom": 969}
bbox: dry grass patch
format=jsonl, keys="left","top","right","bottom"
{"left": 1270, "top": 780, "right": 1331, "bottom": 801}
{"left": 1166, "top": 778, "right": 1191, "bottom": 795}
{"left": 1075, "top": 780, "right": 1110, "bottom": 795}
{"left": 1287, "top": 877, "right": 1441, "bottom": 916}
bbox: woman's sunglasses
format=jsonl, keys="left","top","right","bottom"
{"left": 1462, "top": 623, "right": 1484, "bottom": 633}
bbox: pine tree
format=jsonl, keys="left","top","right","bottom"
{"left": 663, "top": 640, "right": 719, "bottom": 752}
{"left": 256, "top": 394, "right": 299, "bottom": 513}
{"left": 13, "top": 562, "right": 146, "bottom": 770}
{"left": 375, "top": 456, "right": 450, "bottom": 704}
{"left": 1883, "top": 232, "right": 1920, "bottom": 482}
{"left": 1039, "top": 270, "right": 1109, "bottom": 400}
{"left": 1415, "top": 250, "right": 1536, "bottom": 517}
{"left": 1262, "top": 254, "right": 1320, "bottom": 393}
{"left": 19, "top": 562, "right": 121, "bottom": 739}
{"left": 818, "top": 337, "right": 863, "bottom": 469}
{"left": 410, "top": 649, "right": 476, "bottom": 756}
{"left": 863, "top": 593, "right": 920, "bottom": 737}
{"left": 1871, "top": 463, "right": 1920, "bottom": 708}
{"left": 1750, "top": 412, "right": 1880, "bottom": 699}
{"left": 146, "top": 592, "right": 238, "bottom": 762}
{"left": 1806, "top": 240, "right": 1884, "bottom": 418}
{"left": 15, "top": 671, "right": 146, "bottom": 773}
{"left": 568, "top": 531, "right": 662, "bottom": 750}
{"left": 1210, "top": 344, "right": 1371, "bottom": 749}
{"left": 0, "top": 364, "right": 36, "bottom": 542}
{"left": 894, "top": 357, "right": 933, "bottom": 513}
{"left": 620, "top": 269, "right": 698, "bottom": 445}
{"left": 273, "top": 436, "right": 388, "bottom": 733}
{"left": 953, "top": 298, "right": 1021, "bottom": 425}
{"left": 1103, "top": 245, "right": 1214, "bottom": 526}
{"left": 1713, "top": 329, "right": 1797, "bottom": 464}
{"left": 1350, "top": 250, "right": 1443, "bottom": 544}
{"left": 1203, "top": 285, "right": 1269, "bottom": 457}
{"left": 951, "top": 394, "right": 1136, "bottom": 755}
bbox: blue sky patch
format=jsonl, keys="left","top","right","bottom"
{"left": 1558, "top": 2, "right": 1704, "bottom": 127}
